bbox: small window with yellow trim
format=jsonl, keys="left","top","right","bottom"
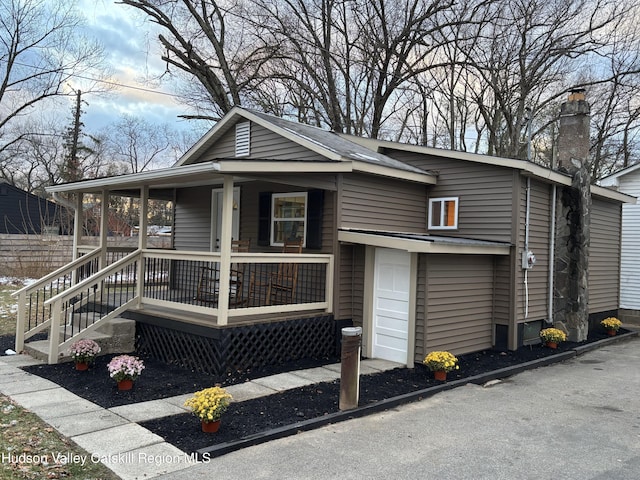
{"left": 428, "top": 197, "right": 458, "bottom": 230}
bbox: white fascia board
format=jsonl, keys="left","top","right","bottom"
{"left": 349, "top": 137, "right": 635, "bottom": 203}
{"left": 591, "top": 185, "right": 637, "bottom": 204}
{"left": 174, "top": 107, "right": 244, "bottom": 166}
{"left": 351, "top": 161, "right": 437, "bottom": 185}
{"left": 338, "top": 230, "right": 511, "bottom": 255}
{"left": 238, "top": 109, "right": 344, "bottom": 161}
{"left": 45, "top": 162, "right": 221, "bottom": 194}
{"left": 216, "top": 160, "right": 353, "bottom": 174}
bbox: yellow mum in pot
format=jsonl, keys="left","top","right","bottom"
{"left": 184, "top": 386, "right": 232, "bottom": 422}
{"left": 423, "top": 351, "right": 459, "bottom": 373}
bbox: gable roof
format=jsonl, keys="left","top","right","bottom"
{"left": 176, "top": 107, "right": 437, "bottom": 184}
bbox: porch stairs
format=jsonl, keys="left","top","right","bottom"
{"left": 23, "top": 316, "right": 136, "bottom": 363}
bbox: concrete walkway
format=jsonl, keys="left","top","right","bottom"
{"left": 0, "top": 354, "right": 400, "bottom": 480}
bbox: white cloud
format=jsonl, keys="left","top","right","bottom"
{"left": 74, "top": 0, "right": 193, "bottom": 132}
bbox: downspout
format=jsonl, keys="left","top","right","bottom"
{"left": 524, "top": 177, "right": 531, "bottom": 319}
{"left": 523, "top": 111, "right": 533, "bottom": 320}
{"left": 547, "top": 185, "right": 557, "bottom": 324}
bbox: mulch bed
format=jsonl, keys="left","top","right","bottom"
{"left": 12, "top": 328, "right": 626, "bottom": 456}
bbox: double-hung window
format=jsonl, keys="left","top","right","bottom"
{"left": 271, "top": 192, "right": 307, "bottom": 246}
{"left": 428, "top": 197, "right": 459, "bottom": 230}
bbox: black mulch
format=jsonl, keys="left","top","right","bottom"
{"left": 13, "top": 328, "right": 625, "bottom": 456}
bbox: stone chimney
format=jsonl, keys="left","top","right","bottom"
{"left": 554, "top": 88, "right": 591, "bottom": 342}
{"left": 556, "top": 88, "right": 590, "bottom": 171}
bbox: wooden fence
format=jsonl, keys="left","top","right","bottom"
{"left": 0, "top": 234, "right": 171, "bottom": 278}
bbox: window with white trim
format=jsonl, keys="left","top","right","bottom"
{"left": 428, "top": 197, "right": 459, "bottom": 229}
{"left": 271, "top": 192, "right": 307, "bottom": 246}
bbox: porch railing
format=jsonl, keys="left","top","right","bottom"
{"left": 14, "top": 248, "right": 334, "bottom": 363}
{"left": 141, "top": 250, "right": 334, "bottom": 317}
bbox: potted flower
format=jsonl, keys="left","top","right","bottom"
{"left": 68, "top": 338, "right": 101, "bottom": 371}
{"left": 107, "top": 355, "right": 145, "bottom": 390}
{"left": 601, "top": 317, "right": 622, "bottom": 336}
{"left": 184, "top": 386, "right": 233, "bottom": 432}
{"left": 423, "top": 351, "right": 459, "bottom": 381}
{"left": 539, "top": 327, "right": 567, "bottom": 349}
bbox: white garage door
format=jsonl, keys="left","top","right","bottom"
{"left": 372, "top": 248, "right": 410, "bottom": 364}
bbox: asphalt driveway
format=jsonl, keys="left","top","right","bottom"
{"left": 159, "top": 336, "right": 640, "bottom": 480}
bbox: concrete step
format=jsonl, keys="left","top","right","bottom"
{"left": 24, "top": 317, "right": 136, "bottom": 364}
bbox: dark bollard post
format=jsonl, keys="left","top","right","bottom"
{"left": 339, "top": 326, "right": 362, "bottom": 411}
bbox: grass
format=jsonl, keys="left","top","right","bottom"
{"left": 0, "top": 281, "right": 120, "bottom": 479}
{"left": 0, "top": 395, "right": 119, "bottom": 480}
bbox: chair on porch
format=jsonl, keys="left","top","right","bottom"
{"left": 267, "top": 238, "right": 302, "bottom": 305}
{"left": 195, "top": 239, "right": 250, "bottom": 306}
{"left": 248, "top": 239, "right": 302, "bottom": 306}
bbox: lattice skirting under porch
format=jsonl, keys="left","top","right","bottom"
{"left": 134, "top": 314, "right": 340, "bottom": 375}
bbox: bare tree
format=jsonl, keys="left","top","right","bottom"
{"left": 247, "top": 0, "right": 457, "bottom": 137}
{"left": 587, "top": 16, "right": 640, "bottom": 179}
{"left": 455, "top": 0, "right": 638, "bottom": 161}
{"left": 119, "top": 0, "right": 277, "bottom": 119}
{"left": 0, "top": 0, "right": 108, "bottom": 157}
{"left": 0, "top": 113, "right": 107, "bottom": 194}
{"left": 105, "top": 115, "right": 174, "bottom": 173}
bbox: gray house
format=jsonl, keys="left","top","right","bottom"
{"left": 15, "top": 97, "right": 632, "bottom": 371}
{"left": 0, "top": 180, "right": 62, "bottom": 234}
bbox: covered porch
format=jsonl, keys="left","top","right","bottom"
{"left": 14, "top": 163, "right": 335, "bottom": 364}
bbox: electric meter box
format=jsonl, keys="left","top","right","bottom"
{"left": 522, "top": 250, "right": 536, "bottom": 270}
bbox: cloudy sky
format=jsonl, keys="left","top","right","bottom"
{"left": 71, "top": 0, "right": 202, "bottom": 135}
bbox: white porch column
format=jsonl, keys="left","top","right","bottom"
{"left": 138, "top": 186, "right": 149, "bottom": 250}
{"left": 73, "top": 192, "right": 83, "bottom": 261}
{"left": 99, "top": 189, "right": 109, "bottom": 269}
{"left": 136, "top": 186, "right": 149, "bottom": 308}
{"left": 217, "top": 175, "right": 234, "bottom": 325}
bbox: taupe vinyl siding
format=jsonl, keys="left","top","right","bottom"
{"left": 174, "top": 181, "right": 334, "bottom": 253}
{"left": 494, "top": 256, "right": 512, "bottom": 325}
{"left": 340, "top": 173, "right": 427, "bottom": 232}
{"left": 198, "top": 122, "right": 326, "bottom": 162}
{"left": 240, "top": 181, "right": 334, "bottom": 252}
{"left": 414, "top": 254, "right": 427, "bottom": 360}
{"left": 424, "top": 255, "right": 494, "bottom": 355}
{"left": 515, "top": 179, "right": 551, "bottom": 322}
{"left": 589, "top": 198, "right": 622, "bottom": 313}
{"left": 337, "top": 244, "right": 365, "bottom": 323}
{"left": 384, "top": 150, "right": 515, "bottom": 242}
{"left": 174, "top": 186, "right": 212, "bottom": 251}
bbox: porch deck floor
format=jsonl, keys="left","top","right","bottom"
{"left": 0, "top": 353, "right": 401, "bottom": 480}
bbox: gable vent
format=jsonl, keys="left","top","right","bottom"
{"left": 235, "top": 121, "right": 251, "bottom": 157}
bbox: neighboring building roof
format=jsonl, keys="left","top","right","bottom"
{"left": 0, "top": 180, "right": 61, "bottom": 234}
{"left": 599, "top": 163, "right": 640, "bottom": 188}
{"left": 338, "top": 228, "right": 512, "bottom": 255}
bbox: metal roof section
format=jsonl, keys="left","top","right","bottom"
{"left": 338, "top": 228, "right": 512, "bottom": 255}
